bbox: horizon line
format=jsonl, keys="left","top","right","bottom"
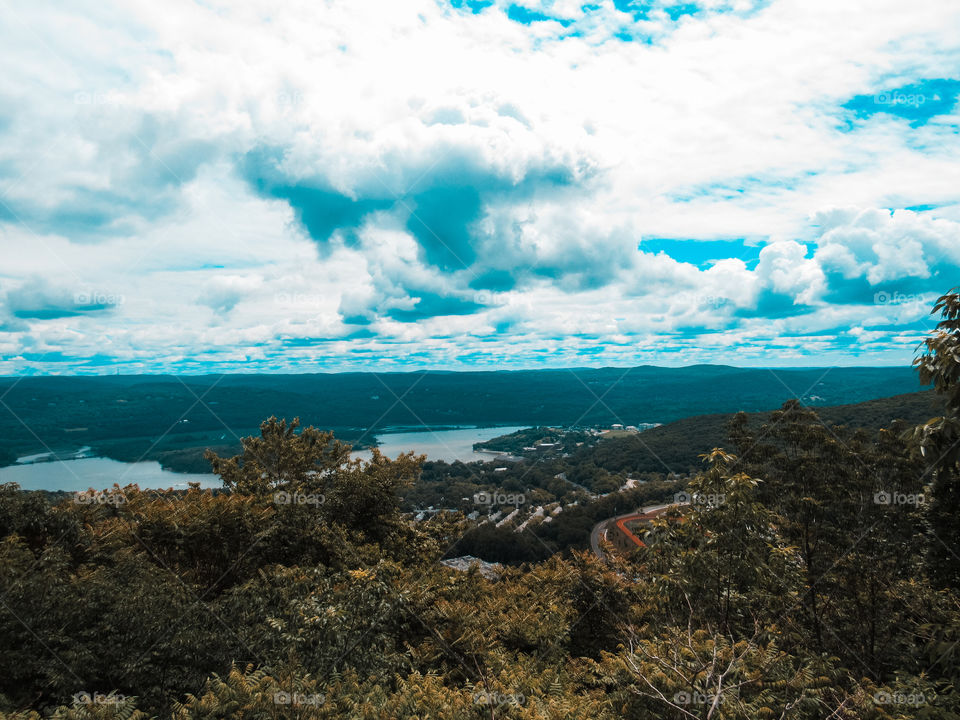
{"left": 0, "top": 361, "right": 919, "bottom": 379}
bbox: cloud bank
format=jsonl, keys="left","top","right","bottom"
{"left": 0, "top": 0, "right": 958, "bottom": 373}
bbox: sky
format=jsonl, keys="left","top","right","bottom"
{"left": 0, "top": 0, "right": 959, "bottom": 374}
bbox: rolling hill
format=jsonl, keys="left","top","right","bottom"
{"left": 0, "top": 365, "right": 924, "bottom": 470}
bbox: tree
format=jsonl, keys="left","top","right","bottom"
{"left": 912, "top": 287, "right": 960, "bottom": 588}
{"left": 641, "top": 449, "right": 804, "bottom": 635}
{"left": 728, "top": 404, "right": 928, "bottom": 679}
{"left": 605, "top": 451, "right": 857, "bottom": 719}
{"left": 205, "top": 418, "right": 423, "bottom": 569}
{"left": 204, "top": 416, "right": 355, "bottom": 496}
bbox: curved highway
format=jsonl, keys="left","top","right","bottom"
{"left": 590, "top": 503, "right": 676, "bottom": 561}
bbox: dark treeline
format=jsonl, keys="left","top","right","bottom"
{"left": 0, "top": 365, "right": 920, "bottom": 471}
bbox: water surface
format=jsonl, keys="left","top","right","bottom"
{"left": 0, "top": 457, "right": 220, "bottom": 492}
{"left": 357, "top": 425, "right": 527, "bottom": 463}
{"left": 2, "top": 425, "right": 529, "bottom": 491}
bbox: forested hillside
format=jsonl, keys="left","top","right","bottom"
{"left": 0, "top": 365, "right": 920, "bottom": 470}
{"left": 578, "top": 388, "right": 946, "bottom": 476}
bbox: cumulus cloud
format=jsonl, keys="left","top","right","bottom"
{"left": 4, "top": 277, "right": 121, "bottom": 320}
{"left": 0, "top": 0, "right": 959, "bottom": 372}
{"left": 813, "top": 207, "right": 960, "bottom": 288}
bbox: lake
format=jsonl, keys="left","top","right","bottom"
{"left": 354, "top": 425, "right": 526, "bottom": 463}
{"left": 0, "top": 425, "right": 528, "bottom": 491}
{"left": 0, "top": 457, "right": 222, "bottom": 492}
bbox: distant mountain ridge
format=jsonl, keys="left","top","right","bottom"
{"left": 0, "top": 365, "right": 924, "bottom": 469}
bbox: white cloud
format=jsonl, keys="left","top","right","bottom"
{"left": 814, "top": 207, "right": 960, "bottom": 285}
{"left": 0, "top": 0, "right": 959, "bottom": 372}
{"left": 755, "top": 241, "right": 825, "bottom": 304}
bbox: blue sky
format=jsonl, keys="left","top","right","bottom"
{"left": 0, "top": 0, "right": 959, "bottom": 374}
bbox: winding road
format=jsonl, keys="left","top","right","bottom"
{"left": 590, "top": 504, "right": 676, "bottom": 561}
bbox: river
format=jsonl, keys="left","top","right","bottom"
{"left": 0, "top": 425, "right": 528, "bottom": 491}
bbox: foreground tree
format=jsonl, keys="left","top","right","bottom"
{"left": 204, "top": 416, "right": 355, "bottom": 496}
{"left": 205, "top": 417, "right": 424, "bottom": 569}
{"left": 641, "top": 450, "right": 804, "bottom": 635}
{"left": 600, "top": 452, "right": 863, "bottom": 718}
{"left": 912, "top": 287, "right": 960, "bottom": 589}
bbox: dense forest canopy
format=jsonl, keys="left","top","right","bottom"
{"left": 0, "top": 288, "right": 959, "bottom": 718}
{"left": 0, "top": 365, "right": 921, "bottom": 472}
